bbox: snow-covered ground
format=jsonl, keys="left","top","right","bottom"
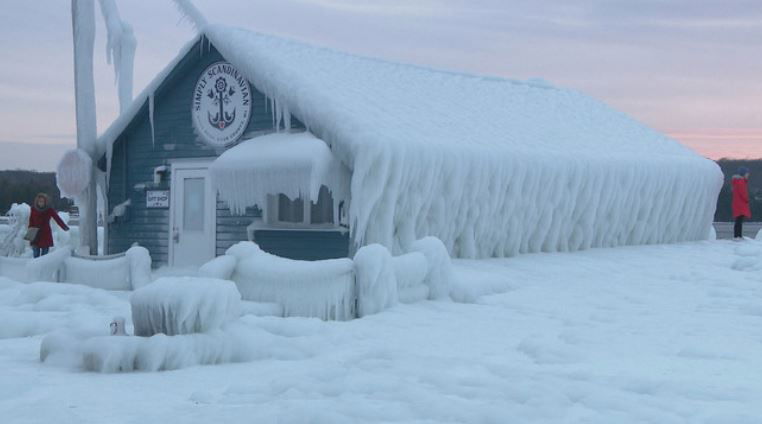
{"left": 2, "top": 240, "right": 762, "bottom": 423}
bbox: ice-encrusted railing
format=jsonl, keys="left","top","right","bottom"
{"left": 0, "top": 245, "right": 151, "bottom": 290}
{"left": 200, "top": 238, "right": 453, "bottom": 321}
{"left": 39, "top": 238, "right": 453, "bottom": 373}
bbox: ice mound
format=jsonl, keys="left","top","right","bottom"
{"left": 228, "top": 242, "right": 355, "bottom": 321}
{"left": 354, "top": 244, "right": 398, "bottom": 317}
{"left": 79, "top": 328, "right": 255, "bottom": 372}
{"left": 130, "top": 277, "right": 241, "bottom": 337}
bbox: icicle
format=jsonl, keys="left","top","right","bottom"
{"left": 283, "top": 104, "right": 291, "bottom": 131}
{"left": 199, "top": 34, "right": 204, "bottom": 57}
{"left": 275, "top": 100, "right": 282, "bottom": 132}
{"left": 98, "top": 0, "right": 136, "bottom": 114}
{"left": 270, "top": 97, "right": 276, "bottom": 129}
{"left": 148, "top": 93, "right": 156, "bottom": 148}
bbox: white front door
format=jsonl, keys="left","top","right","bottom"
{"left": 170, "top": 164, "right": 215, "bottom": 267}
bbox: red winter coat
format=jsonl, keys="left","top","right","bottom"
{"left": 28, "top": 206, "right": 69, "bottom": 248}
{"left": 732, "top": 175, "right": 751, "bottom": 219}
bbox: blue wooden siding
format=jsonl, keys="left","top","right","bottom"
{"left": 107, "top": 37, "right": 350, "bottom": 266}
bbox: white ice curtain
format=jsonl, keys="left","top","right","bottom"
{"left": 209, "top": 131, "right": 349, "bottom": 215}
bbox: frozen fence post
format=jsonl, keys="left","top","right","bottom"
{"left": 410, "top": 237, "right": 453, "bottom": 300}
{"left": 125, "top": 245, "right": 152, "bottom": 289}
{"left": 130, "top": 277, "right": 241, "bottom": 337}
{"left": 354, "top": 244, "right": 398, "bottom": 317}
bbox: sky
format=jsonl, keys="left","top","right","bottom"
{"left": 0, "top": 0, "right": 760, "bottom": 171}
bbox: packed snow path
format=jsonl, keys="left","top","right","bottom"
{"left": 2, "top": 240, "right": 762, "bottom": 423}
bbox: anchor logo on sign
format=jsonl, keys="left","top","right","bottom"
{"left": 207, "top": 76, "right": 236, "bottom": 130}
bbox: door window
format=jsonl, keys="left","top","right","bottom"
{"left": 183, "top": 177, "right": 205, "bottom": 231}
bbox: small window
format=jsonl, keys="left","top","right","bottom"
{"left": 267, "top": 186, "right": 335, "bottom": 227}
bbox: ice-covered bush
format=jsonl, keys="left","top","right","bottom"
{"left": 228, "top": 242, "right": 355, "bottom": 321}
{"left": 410, "top": 237, "right": 453, "bottom": 300}
{"left": 0, "top": 203, "right": 30, "bottom": 257}
{"left": 130, "top": 277, "right": 241, "bottom": 337}
{"left": 354, "top": 244, "right": 398, "bottom": 317}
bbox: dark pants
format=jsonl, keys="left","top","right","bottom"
{"left": 734, "top": 216, "right": 745, "bottom": 238}
{"left": 32, "top": 247, "right": 49, "bottom": 258}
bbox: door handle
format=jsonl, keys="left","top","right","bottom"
{"left": 173, "top": 227, "right": 180, "bottom": 243}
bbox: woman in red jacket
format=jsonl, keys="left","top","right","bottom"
{"left": 732, "top": 167, "right": 751, "bottom": 240}
{"left": 28, "top": 193, "right": 69, "bottom": 257}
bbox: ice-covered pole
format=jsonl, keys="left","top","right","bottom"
{"left": 71, "top": 0, "right": 99, "bottom": 255}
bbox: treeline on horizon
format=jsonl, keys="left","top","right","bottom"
{"left": 0, "top": 170, "right": 73, "bottom": 215}
{"left": 0, "top": 161, "right": 760, "bottom": 221}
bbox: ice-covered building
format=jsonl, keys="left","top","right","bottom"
{"left": 100, "top": 25, "right": 722, "bottom": 267}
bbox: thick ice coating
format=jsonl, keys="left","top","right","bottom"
{"left": 99, "top": 26, "right": 723, "bottom": 258}
{"left": 227, "top": 242, "right": 355, "bottom": 321}
{"left": 210, "top": 132, "right": 349, "bottom": 213}
{"left": 354, "top": 244, "right": 398, "bottom": 317}
{"left": 130, "top": 277, "right": 241, "bottom": 337}
{"left": 204, "top": 25, "right": 722, "bottom": 257}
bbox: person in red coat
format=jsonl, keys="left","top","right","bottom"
{"left": 28, "top": 193, "right": 69, "bottom": 257}
{"left": 732, "top": 167, "right": 751, "bottom": 240}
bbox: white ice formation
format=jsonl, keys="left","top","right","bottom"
{"left": 0, "top": 203, "right": 31, "bottom": 258}
{"left": 205, "top": 26, "right": 723, "bottom": 257}
{"left": 98, "top": 25, "right": 722, "bottom": 258}
{"left": 56, "top": 149, "right": 92, "bottom": 199}
{"left": 130, "top": 277, "right": 241, "bottom": 337}
{"left": 226, "top": 242, "right": 355, "bottom": 321}
{"left": 391, "top": 252, "right": 430, "bottom": 303}
{"left": 410, "top": 237, "right": 453, "bottom": 300}
{"left": 210, "top": 132, "right": 350, "bottom": 214}
{"left": 353, "top": 244, "right": 399, "bottom": 317}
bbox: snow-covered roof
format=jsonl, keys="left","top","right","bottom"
{"left": 99, "top": 25, "right": 722, "bottom": 258}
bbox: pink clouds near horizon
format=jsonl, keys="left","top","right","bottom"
{"left": 668, "top": 128, "right": 762, "bottom": 160}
